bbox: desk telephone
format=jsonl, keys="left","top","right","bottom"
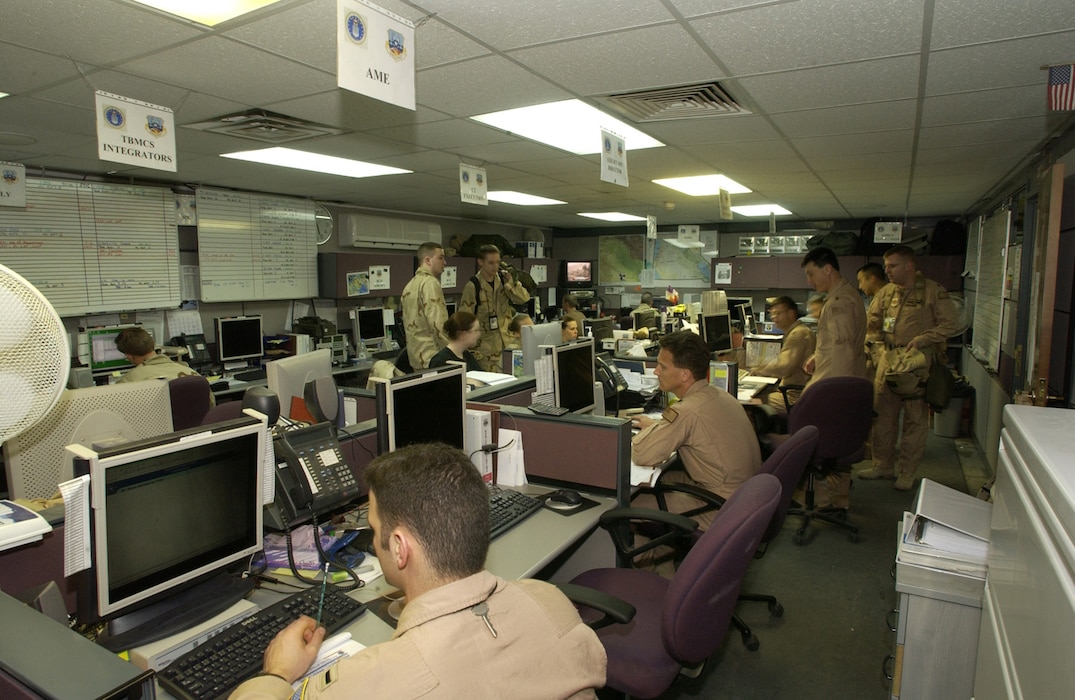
{"left": 170, "top": 333, "right": 211, "bottom": 365}
{"left": 266, "top": 422, "right": 360, "bottom": 529}
{"left": 595, "top": 355, "right": 628, "bottom": 398}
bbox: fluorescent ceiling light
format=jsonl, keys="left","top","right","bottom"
{"left": 128, "top": 0, "right": 282, "bottom": 26}
{"left": 577, "top": 212, "right": 647, "bottom": 222}
{"left": 653, "top": 174, "right": 751, "bottom": 196}
{"left": 731, "top": 204, "right": 792, "bottom": 216}
{"left": 487, "top": 191, "right": 566, "bottom": 206}
{"left": 221, "top": 147, "right": 411, "bottom": 178}
{"left": 0, "top": 91, "right": 9, "bottom": 99}
{"left": 471, "top": 99, "right": 664, "bottom": 155}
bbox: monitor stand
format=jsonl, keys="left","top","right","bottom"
{"left": 94, "top": 572, "right": 254, "bottom": 652}
{"left": 223, "top": 361, "right": 250, "bottom": 372}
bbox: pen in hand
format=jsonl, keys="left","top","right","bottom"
{"left": 315, "top": 561, "right": 329, "bottom": 628}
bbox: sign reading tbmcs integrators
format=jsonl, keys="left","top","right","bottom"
{"left": 95, "top": 91, "right": 177, "bottom": 173}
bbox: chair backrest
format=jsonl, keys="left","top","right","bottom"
{"left": 661, "top": 473, "right": 781, "bottom": 665}
{"left": 788, "top": 376, "right": 873, "bottom": 464}
{"left": 758, "top": 425, "right": 819, "bottom": 543}
{"left": 168, "top": 375, "right": 212, "bottom": 430}
{"left": 200, "top": 400, "right": 245, "bottom": 425}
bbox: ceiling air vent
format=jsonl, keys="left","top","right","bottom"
{"left": 183, "top": 109, "right": 347, "bottom": 144}
{"left": 600, "top": 81, "right": 750, "bottom": 122}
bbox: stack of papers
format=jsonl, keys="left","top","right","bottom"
{"left": 897, "top": 478, "right": 992, "bottom": 578}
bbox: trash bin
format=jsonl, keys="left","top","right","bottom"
{"left": 934, "top": 382, "right": 973, "bottom": 438}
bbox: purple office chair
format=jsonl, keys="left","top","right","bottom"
{"left": 168, "top": 375, "right": 212, "bottom": 430}
{"left": 785, "top": 376, "right": 874, "bottom": 544}
{"left": 200, "top": 400, "right": 244, "bottom": 425}
{"left": 564, "top": 473, "right": 781, "bottom": 699}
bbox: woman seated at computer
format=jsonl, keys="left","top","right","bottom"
{"left": 428, "top": 311, "right": 483, "bottom": 372}
{"left": 561, "top": 318, "right": 580, "bottom": 343}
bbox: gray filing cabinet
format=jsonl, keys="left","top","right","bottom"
{"left": 889, "top": 534, "right": 984, "bottom": 699}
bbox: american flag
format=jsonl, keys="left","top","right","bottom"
{"left": 1048, "top": 64, "right": 1075, "bottom": 111}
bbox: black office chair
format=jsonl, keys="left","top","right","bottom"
{"left": 394, "top": 348, "right": 413, "bottom": 374}
{"left": 168, "top": 375, "right": 212, "bottom": 430}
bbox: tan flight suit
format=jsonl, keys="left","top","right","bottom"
{"left": 459, "top": 273, "right": 531, "bottom": 372}
{"left": 867, "top": 272, "right": 960, "bottom": 481}
{"left": 752, "top": 319, "right": 815, "bottom": 411}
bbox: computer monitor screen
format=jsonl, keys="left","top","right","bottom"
{"left": 355, "top": 307, "right": 385, "bottom": 344}
{"left": 371, "top": 364, "right": 466, "bottom": 454}
{"left": 2, "top": 381, "right": 174, "bottom": 499}
{"left": 701, "top": 313, "right": 734, "bottom": 355}
{"left": 584, "top": 317, "right": 614, "bottom": 343}
{"left": 521, "top": 321, "right": 564, "bottom": 375}
{"left": 215, "top": 316, "right": 263, "bottom": 365}
{"left": 553, "top": 338, "right": 596, "bottom": 414}
{"left": 561, "top": 260, "right": 593, "bottom": 288}
{"left": 727, "top": 298, "right": 755, "bottom": 335}
{"left": 266, "top": 349, "right": 333, "bottom": 423}
{"left": 70, "top": 417, "right": 265, "bottom": 650}
{"left": 445, "top": 301, "right": 457, "bottom": 316}
{"left": 87, "top": 325, "right": 146, "bottom": 373}
{"left": 635, "top": 308, "right": 658, "bottom": 330}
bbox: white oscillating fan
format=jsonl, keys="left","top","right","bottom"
{"left": 0, "top": 264, "right": 69, "bottom": 445}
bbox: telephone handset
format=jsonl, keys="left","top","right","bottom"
{"left": 595, "top": 356, "right": 628, "bottom": 399}
{"left": 170, "top": 333, "right": 211, "bottom": 365}
{"left": 267, "top": 422, "right": 360, "bottom": 528}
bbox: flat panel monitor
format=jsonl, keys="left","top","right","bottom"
{"left": 727, "top": 297, "right": 755, "bottom": 335}
{"left": 701, "top": 312, "right": 734, "bottom": 355}
{"left": 553, "top": 338, "right": 596, "bottom": 414}
{"left": 87, "top": 325, "right": 148, "bottom": 373}
{"left": 584, "top": 317, "right": 615, "bottom": 343}
{"left": 635, "top": 308, "right": 658, "bottom": 330}
{"left": 3, "top": 381, "right": 174, "bottom": 499}
{"left": 215, "top": 316, "right": 263, "bottom": 366}
{"left": 371, "top": 364, "right": 466, "bottom": 454}
{"left": 561, "top": 260, "right": 593, "bottom": 288}
{"left": 355, "top": 307, "right": 386, "bottom": 345}
{"left": 520, "top": 321, "right": 563, "bottom": 375}
{"left": 69, "top": 416, "right": 266, "bottom": 651}
{"left": 266, "top": 349, "right": 333, "bottom": 423}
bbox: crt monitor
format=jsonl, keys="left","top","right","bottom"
{"left": 370, "top": 364, "right": 466, "bottom": 454}
{"left": 520, "top": 321, "right": 564, "bottom": 375}
{"left": 553, "top": 338, "right": 596, "bottom": 414}
{"left": 2, "top": 381, "right": 174, "bottom": 499}
{"left": 215, "top": 316, "right": 263, "bottom": 366}
{"left": 68, "top": 416, "right": 266, "bottom": 651}
{"left": 87, "top": 325, "right": 150, "bottom": 373}
{"left": 561, "top": 260, "right": 593, "bottom": 288}
{"left": 266, "top": 348, "right": 334, "bottom": 424}
{"left": 354, "top": 307, "right": 386, "bottom": 345}
{"left": 635, "top": 308, "right": 658, "bottom": 330}
{"left": 701, "top": 312, "right": 734, "bottom": 355}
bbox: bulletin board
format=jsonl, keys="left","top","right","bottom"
{"left": 0, "top": 178, "right": 180, "bottom": 316}
{"left": 196, "top": 187, "right": 318, "bottom": 302}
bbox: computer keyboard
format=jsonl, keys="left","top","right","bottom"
{"left": 489, "top": 487, "right": 544, "bottom": 540}
{"left": 156, "top": 585, "right": 367, "bottom": 700}
{"left": 233, "top": 367, "right": 268, "bottom": 382}
{"left": 527, "top": 401, "right": 570, "bottom": 416}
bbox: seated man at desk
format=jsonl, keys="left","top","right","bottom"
{"left": 113, "top": 327, "right": 215, "bottom": 400}
{"left": 631, "top": 331, "right": 761, "bottom": 530}
{"left": 748, "top": 296, "right": 815, "bottom": 411}
{"left": 232, "top": 443, "right": 606, "bottom": 700}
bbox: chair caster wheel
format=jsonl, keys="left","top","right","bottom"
{"left": 847, "top": 532, "right": 859, "bottom": 543}
{"left": 744, "top": 635, "right": 760, "bottom": 651}
{"left": 770, "top": 602, "right": 784, "bottom": 618}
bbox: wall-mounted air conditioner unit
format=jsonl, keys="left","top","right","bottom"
{"left": 342, "top": 213, "right": 442, "bottom": 250}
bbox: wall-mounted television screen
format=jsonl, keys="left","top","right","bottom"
{"left": 561, "top": 260, "right": 594, "bottom": 288}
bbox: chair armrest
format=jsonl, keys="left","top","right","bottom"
{"left": 597, "top": 507, "right": 699, "bottom": 567}
{"left": 555, "top": 582, "right": 636, "bottom": 631}
{"left": 648, "top": 481, "right": 727, "bottom": 519}
{"left": 779, "top": 384, "right": 805, "bottom": 413}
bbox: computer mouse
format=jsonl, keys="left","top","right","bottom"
{"left": 548, "top": 489, "right": 583, "bottom": 507}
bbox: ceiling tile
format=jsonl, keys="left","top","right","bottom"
{"left": 931, "top": 0, "right": 1075, "bottom": 49}
{"left": 738, "top": 56, "right": 921, "bottom": 113}
{"left": 771, "top": 100, "right": 918, "bottom": 137}
{"left": 926, "top": 31, "right": 1075, "bottom": 95}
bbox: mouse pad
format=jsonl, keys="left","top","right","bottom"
{"left": 541, "top": 494, "right": 600, "bottom": 517}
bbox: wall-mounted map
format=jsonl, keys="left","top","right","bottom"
{"left": 653, "top": 230, "right": 717, "bottom": 286}
{"left": 598, "top": 235, "right": 645, "bottom": 285}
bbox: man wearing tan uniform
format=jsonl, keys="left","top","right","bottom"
{"left": 401, "top": 242, "right": 450, "bottom": 370}
{"left": 632, "top": 331, "right": 762, "bottom": 531}
{"left": 749, "top": 296, "right": 815, "bottom": 411}
{"left": 230, "top": 444, "right": 606, "bottom": 700}
{"left": 459, "top": 244, "right": 532, "bottom": 372}
{"left": 799, "top": 247, "right": 867, "bottom": 511}
{"left": 858, "top": 245, "right": 960, "bottom": 491}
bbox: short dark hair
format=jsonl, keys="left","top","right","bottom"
{"left": 640, "top": 292, "right": 653, "bottom": 305}
{"left": 477, "top": 244, "right": 500, "bottom": 259}
{"left": 884, "top": 244, "right": 916, "bottom": 261}
{"left": 507, "top": 313, "right": 531, "bottom": 334}
{"left": 115, "top": 327, "right": 154, "bottom": 356}
{"left": 416, "top": 241, "right": 444, "bottom": 262}
{"left": 767, "top": 296, "right": 799, "bottom": 317}
{"left": 858, "top": 262, "right": 885, "bottom": 280}
{"left": 659, "top": 330, "right": 711, "bottom": 381}
{"left": 801, "top": 246, "right": 840, "bottom": 271}
{"left": 562, "top": 293, "right": 579, "bottom": 309}
{"left": 364, "top": 443, "right": 489, "bottom": 579}
{"left": 444, "top": 311, "right": 478, "bottom": 340}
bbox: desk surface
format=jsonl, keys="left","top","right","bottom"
{"left": 212, "top": 362, "right": 372, "bottom": 397}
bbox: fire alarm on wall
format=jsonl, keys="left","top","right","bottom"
{"left": 874, "top": 221, "right": 903, "bottom": 243}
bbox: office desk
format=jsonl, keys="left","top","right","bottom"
{"left": 213, "top": 362, "right": 373, "bottom": 399}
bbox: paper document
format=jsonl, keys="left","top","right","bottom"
{"left": 630, "top": 460, "right": 662, "bottom": 487}
{"left": 59, "top": 475, "right": 91, "bottom": 575}
{"left": 897, "top": 511, "right": 986, "bottom": 577}
{"left": 0, "top": 499, "right": 53, "bottom": 554}
{"left": 291, "top": 632, "right": 366, "bottom": 700}
{"left": 466, "top": 370, "right": 515, "bottom": 386}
